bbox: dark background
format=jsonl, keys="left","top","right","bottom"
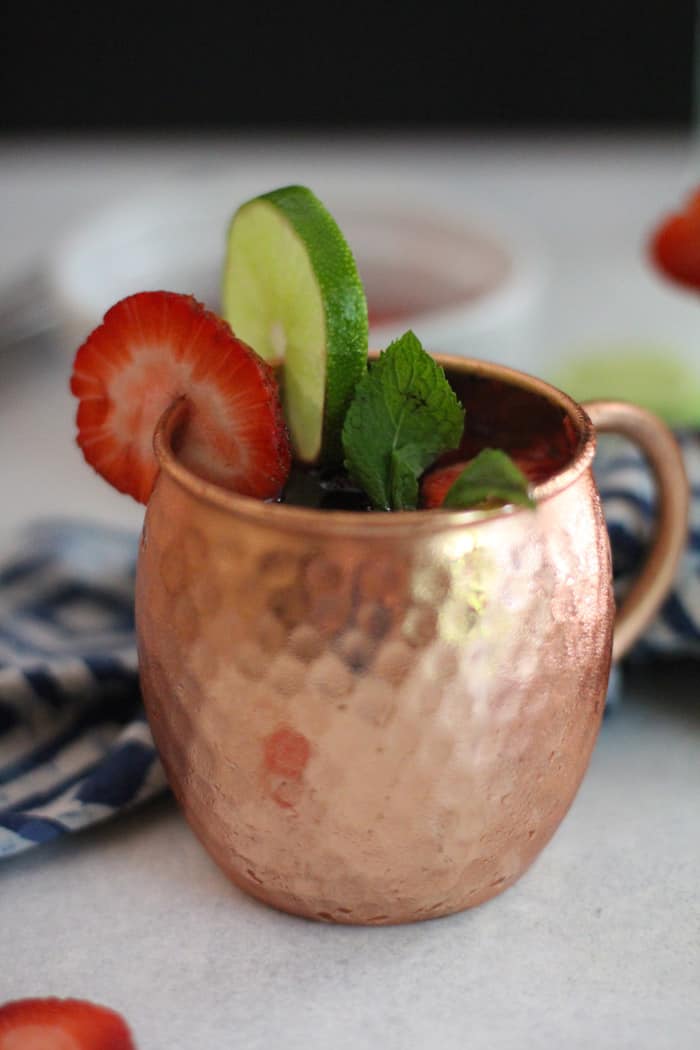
{"left": 2, "top": 2, "right": 696, "bottom": 132}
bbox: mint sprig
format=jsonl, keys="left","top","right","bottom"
{"left": 340, "top": 330, "right": 536, "bottom": 513}
{"left": 341, "top": 332, "right": 465, "bottom": 510}
{"left": 442, "top": 449, "right": 535, "bottom": 509}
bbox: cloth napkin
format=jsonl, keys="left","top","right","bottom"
{"left": 0, "top": 521, "right": 165, "bottom": 859}
{"left": 2, "top": 435, "right": 698, "bottom": 860}
{"left": 596, "top": 432, "right": 700, "bottom": 658}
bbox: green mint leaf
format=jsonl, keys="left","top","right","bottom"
{"left": 341, "top": 331, "right": 465, "bottom": 510}
{"left": 389, "top": 444, "right": 425, "bottom": 510}
{"left": 442, "top": 449, "right": 535, "bottom": 510}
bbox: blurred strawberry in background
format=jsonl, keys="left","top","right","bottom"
{"left": 651, "top": 187, "right": 700, "bottom": 293}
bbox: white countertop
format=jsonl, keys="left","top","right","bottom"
{"left": 1, "top": 135, "right": 699, "bottom": 1048}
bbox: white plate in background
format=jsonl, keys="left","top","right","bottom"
{"left": 47, "top": 172, "right": 546, "bottom": 369}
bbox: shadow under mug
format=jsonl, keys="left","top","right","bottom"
{"left": 136, "top": 355, "right": 687, "bottom": 925}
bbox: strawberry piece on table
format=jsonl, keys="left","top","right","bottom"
{"left": 650, "top": 188, "right": 700, "bottom": 293}
{"left": 70, "top": 291, "right": 291, "bottom": 504}
{"left": 0, "top": 997, "right": 135, "bottom": 1049}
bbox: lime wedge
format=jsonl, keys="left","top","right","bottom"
{"left": 554, "top": 346, "right": 700, "bottom": 427}
{"left": 222, "top": 185, "right": 368, "bottom": 465}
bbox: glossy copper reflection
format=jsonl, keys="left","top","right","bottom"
{"left": 135, "top": 355, "right": 687, "bottom": 925}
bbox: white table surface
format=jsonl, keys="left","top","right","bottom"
{"left": 1, "top": 135, "right": 699, "bottom": 1049}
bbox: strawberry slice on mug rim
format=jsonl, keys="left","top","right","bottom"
{"left": 70, "top": 291, "right": 291, "bottom": 504}
{"left": 0, "top": 996, "right": 136, "bottom": 1049}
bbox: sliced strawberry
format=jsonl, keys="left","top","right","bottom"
{"left": 70, "top": 291, "right": 291, "bottom": 504}
{"left": 420, "top": 461, "right": 471, "bottom": 509}
{"left": 421, "top": 448, "right": 558, "bottom": 508}
{"left": 0, "top": 997, "right": 135, "bottom": 1049}
{"left": 650, "top": 188, "right": 700, "bottom": 293}
{"left": 506, "top": 436, "right": 573, "bottom": 486}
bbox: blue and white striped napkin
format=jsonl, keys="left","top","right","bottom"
{"left": 0, "top": 521, "right": 165, "bottom": 859}
{"left": 1, "top": 436, "right": 698, "bottom": 861}
{"left": 596, "top": 431, "right": 700, "bottom": 658}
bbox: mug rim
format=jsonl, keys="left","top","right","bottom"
{"left": 153, "top": 353, "right": 595, "bottom": 534}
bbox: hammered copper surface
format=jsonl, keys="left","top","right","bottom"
{"left": 135, "top": 356, "right": 687, "bottom": 925}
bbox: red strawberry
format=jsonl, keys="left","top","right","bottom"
{"left": 420, "top": 461, "right": 471, "bottom": 508}
{"left": 0, "top": 997, "right": 135, "bottom": 1049}
{"left": 70, "top": 291, "right": 291, "bottom": 504}
{"left": 506, "top": 437, "right": 571, "bottom": 485}
{"left": 650, "top": 188, "right": 700, "bottom": 293}
{"left": 421, "top": 449, "right": 556, "bottom": 508}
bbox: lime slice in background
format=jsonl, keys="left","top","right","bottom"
{"left": 222, "top": 185, "right": 368, "bottom": 465}
{"left": 554, "top": 346, "right": 700, "bottom": 428}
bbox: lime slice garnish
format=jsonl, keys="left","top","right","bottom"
{"left": 222, "top": 185, "right": 368, "bottom": 465}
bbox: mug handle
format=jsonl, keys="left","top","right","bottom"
{"left": 583, "top": 401, "right": 689, "bottom": 661}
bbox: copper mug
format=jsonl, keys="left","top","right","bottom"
{"left": 136, "top": 355, "right": 687, "bottom": 924}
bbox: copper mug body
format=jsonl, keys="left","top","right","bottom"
{"left": 136, "top": 356, "right": 687, "bottom": 924}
